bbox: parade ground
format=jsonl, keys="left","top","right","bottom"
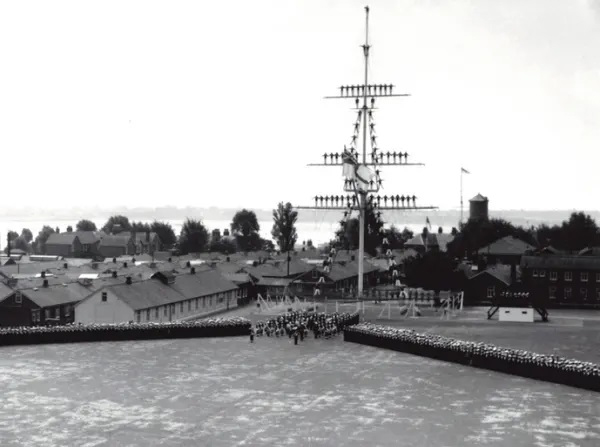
{"left": 0, "top": 330, "right": 599, "bottom": 446}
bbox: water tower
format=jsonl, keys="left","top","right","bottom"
{"left": 469, "top": 193, "right": 489, "bottom": 221}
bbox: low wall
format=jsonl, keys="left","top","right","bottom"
{"left": 0, "top": 317, "right": 251, "bottom": 347}
{"left": 344, "top": 323, "right": 600, "bottom": 392}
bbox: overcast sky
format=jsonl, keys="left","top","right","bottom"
{"left": 1, "top": 0, "right": 599, "bottom": 212}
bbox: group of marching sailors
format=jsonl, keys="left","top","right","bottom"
{"left": 250, "top": 311, "right": 347, "bottom": 345}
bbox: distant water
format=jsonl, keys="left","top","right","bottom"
{"left": 0, "top": 217, "right": 454, "bottom": 248}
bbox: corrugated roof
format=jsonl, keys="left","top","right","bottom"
{"left": 108, "top": 270, "right": 238, "bottom": 311}
{"left": 521, "top": 255, "right": 600, "bottom": 270}
{"left": 45, "top": 233, "right": 77, "bottom": 246}
{"left": 23, "top": 282, "right": 96, "bottom": 307}
{"left": 478, "top": 236, "right": 535, "bottom": 256}
{"left": 223, "top": 273, "right": 253, "bottom": 284}
{"left": 319, "top": 260, "right": 379, "bottom": 282}
{"left": 111, "top": 280, "right": 186, "bottom": 310}
{"left": 99, "top": 235, "right": 131, "bottom": 247}
{"left": 0, "top": 283, "right": 14, "bottom": 300}
{"left": 256, "top": 277, "right": 291, "bottom": 287}
{"left": 469, "top": 264, "right": 514, "bottom": 285}
{"left": 73, "top": 231, "right": 100, "bottom": 245}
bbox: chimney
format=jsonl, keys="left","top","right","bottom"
{"left": 123, "top": 262, "right": 128, "bottom": 268}
{"left": 226, "top": 256, "right": 230, "bottom": 262}
{"left": 112, "top": 271, "right": 117, "bottom": 278}
{"left": 112, "top": 257, "right": 117, "bottom": 263}
{"left": 168, "top": 257, "right": 172, "bottom": 262}
{"left": 186, "top": 261, "right": 191, "bottom": 267}
{"left": 43, "top": 279, "right": 49, "bottom": 288}
{"left": 41, "top": 271, "right": 46, "bottom": 278}
{"left": 126, "top": 276, "right": 132, "bottom": 285}
{"left": 191, "top": 267, "right": 196, "bottom": 274}
{"left": 63, "top": 263, "right": 68, "bottom": 269}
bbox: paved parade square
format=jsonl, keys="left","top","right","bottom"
{"left": 0, "top": 334, "right": 598, "bottom": 447}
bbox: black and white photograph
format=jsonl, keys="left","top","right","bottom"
{"left": 0, "top": 1, "right": 599, "bottom": 446}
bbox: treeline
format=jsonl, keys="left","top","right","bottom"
{"left": 4, "top": 202, "right": 302, "bottom": 257}
{"left": 404, "top": 211, "right": 600, "bottom": 292}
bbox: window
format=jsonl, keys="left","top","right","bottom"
{"left": 533, "top": 270, "right": 538, "bottom": 277}
{"left": 170, "top": 304, "right": 175, "bottom": 315}
{"left": 155, "top": 308, "right": 159, "bottom": 318}
{"left": 65, "top": 305, "right": 71, "bottom": 317}
{"left": 101, "top": 292, "right": 107, "bottom": 302}
{"left": 15, "top": 291, "right": 22, "bottom": 304}
{"left": 486, "top": 286, "right": 495, "bottom": 299}
{"left": 31, "top": 310, "right": 40, "bottom": 323}
{"left": 146, "top": 309, "right": 150, "bottom": 320}
{"left": 549, "top": 286, "right": 556, "bottom": 300}
{"left": 312, "top": 270, "right": 318, "bottom": 279}
{"left": 195, "top": 299, "right": 199, "bottom": 310}
{"left": 580, "top": 288, "right": 588, "bottom": 300}
{"left": 564, "top": 287, "right": 572, "bottom": 300}
{"left": 565, "top": 272, "right": 572, "bottom": 282}
{"left": 581, "top": 272, "right": 589, "bottom": 282}
{"left": 203, "top": 297, "right": 206, "bottom": 308}
{"left": 539, "top": 270, "right": 546, "bottom": 278}
{"left": 136, "top": 311, "right": 141, "bottom": 323}
{"left": 45, "top": 309, "right": 51, "bottom": 319}
{"left": 550, "top": 271, "right": 557, "bottom": 281}
{"left": 164, "top": 306, "right": 168, "bottom": 316}
{"left": 180, "top": 302, "right": 184, "bottom": 312}
{"left": 188, "top": 301, "right": 192, "bottom": 312}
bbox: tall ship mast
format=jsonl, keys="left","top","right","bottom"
{"left": 295, "top": 6, "right": 436, "bottom": 298}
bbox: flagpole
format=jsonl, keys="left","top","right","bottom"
{"left": 357, "top": 6, "right": 370, "bottom": 299}
{"left": 460, "top": 168, "right": 463, "bottom": 227}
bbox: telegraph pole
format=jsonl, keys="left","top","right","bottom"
{"left": 294, "top": 6, "right": 436, "bottom": 299}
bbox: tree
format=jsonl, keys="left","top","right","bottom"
{"left": 66, "top": 226, "right": 73, "bottom": 233}
{"left": 380, "top": 225, "right": 413, "bottom": 250}
{"left": 560, "top": 212, "right": 599, "bottom": 252}
{"left": 131, "top": 221, "right": 151, "bottom": 232}
{"left": 451, "top": 227, "right": 458, "bottom": 236}
{"left": 334, "top": 205, "right": 384, "bottom": 256}
{"left": 76, "top": 219, "right": 97, "bottom": 232}
{"left": 438, "top": 226, "right": 444, "bottom": 234}
{"left": 33, "top": 226, "right": 56, "bottom": 254}
{"left": 21, "top": 228, "right": 33, "bottom": 243}
{"left": 55, "top": 227, "right": 60, "bottom": 234}
{"left": 448, "top": 218, "right": 535, "bottom": 260}
{"left": 7, "top": 231, "right": 18, "bottom": 244}
{"left": 211, "top": 229, "right": 221, "bottom": 242}
{"left": 178, "top": 218, "right": 209, "bottom": 255}
{"left": 150, "top": 221, "right": 177, "bottom": 249}
{"left": 209, "top": 238, "right": 237, "bottom": 254}
{"left": 271, "top": 202, "right": 298, "bottom": 252}
{"left": 13, "top": 236, "right": 31, "bottom": 253}
{"left": 231, "top": 209, "right": 260, "bottom": 237}
{"left": 101, "top": 215, "right": 131, "bottom": 234}
{"left": 404, "top": 251, "right": 462, "bottom": 291}
{"left": 231, "top": 209, "right": 262, "bottom": 251}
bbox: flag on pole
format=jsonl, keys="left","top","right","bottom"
{"left": 355, "top": 164, "right": 375, "bottom": 192}
{"left": 342, "top": 147, "right": 358, "bottom": 179}
{"left": 461, "top": 167, "right": 470, "bottom": 174}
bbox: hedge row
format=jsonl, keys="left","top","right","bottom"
{"left": 344, "top": 323, "right": 600, "bottom": 392}
{"left": 0, "top": 318, "right": 251, "bottom": 347}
